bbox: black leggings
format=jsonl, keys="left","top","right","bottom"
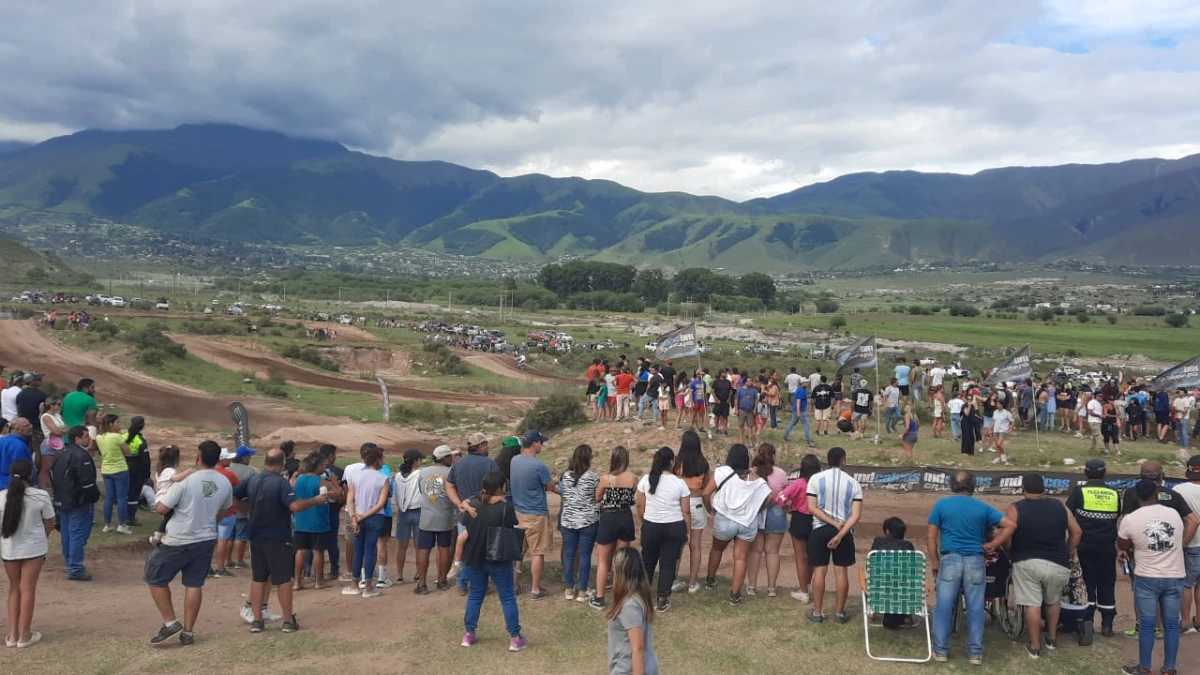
{"left": 1079, "top": 546, "right": 1117, "bottom": 623}
{"left": 641, "top": 520, "right": 687, "bottom": 598}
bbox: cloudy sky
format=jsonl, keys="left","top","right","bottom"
{"left": 2, "top": 0, "right": 1198, "bottom": 199}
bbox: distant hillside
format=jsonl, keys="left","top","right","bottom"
{"left": 0, "top": 141, "right": 29, "bottom": 156}
{"left": 0, "top": 235, "right": 93, "bottom": 286}
{"left": 1, "top": 123, "right": 1198, "bottom": 270}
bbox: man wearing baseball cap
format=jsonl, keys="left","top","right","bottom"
{"left": 1175, "top": 455, "right": 1200, "bottom": 635}
{"left": 211, "top": 449, "right": 241, "bottom": 579}
{"left": 1065, "top": 459, "right": 1121, "bottom": 641}
{"left": 446, "top": 433, "right": 498, "bottom": 593}
{"left": 510, "top": 430, "right": 556, "bottom": 600}
{"left": 414, "top": 445, "right": 460, "bottom": 595}
{"left": 226, "top": 446, "right": 259, "bottom": 571}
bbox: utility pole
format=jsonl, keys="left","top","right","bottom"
{"left": 449, "top": 292, "right": 452, "bottom": 312}
{"left": 386, "top": 289, "right": 390, "bottom": 309}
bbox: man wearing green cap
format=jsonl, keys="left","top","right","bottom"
{"left": 446, "top": 432, "right": 499, "bottom": 593}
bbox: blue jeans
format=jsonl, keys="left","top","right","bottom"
{"left": 352, "top": 513, "right": 385, "bottom": 582}
{"left": 1035, "top": 403, "right": 1048, "bottom": 431}
{"left": 102, "top": 471, "right": 130, "bottom": 525}
{"left": 456, "top": 521, "right": 470, "bottom": 591}
{"left": 463, "top": 562, "right": 521, "bottom": 637}
{"left": 1180, "top": 420, "right": 1191, "bottom": 448}
{"left": 950, "top": 413, "right": 962, "bottom": 441}
{"left": 561, "top": 522, "right": 598, "bottom": 591}
{"left": 886, "top": 406, "right": 902, "bottom": 433}
{"left": 768, "top": 404, "right": 779, "bottom": 428}
{"left": 638, "top": 394, "right": 654, "bottom": 420}
{"left": 59, "top": 507, "right": 94, "bottom": 576}
{"left": 783, "top": 410, "right": 812, "bottom": 443}
{"left": 1134, "top": 576, "right": 1183, "bottom": 671}
{"left": 933, "top": 553, "right": 986, "bottom": 657}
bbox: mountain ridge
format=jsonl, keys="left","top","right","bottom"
{"left": 1, "top": 123, "right": 1197, "bottom": 271}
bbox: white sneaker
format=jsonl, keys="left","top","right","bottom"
{"left": 361, "top": 589, "right": 381, "bottom": 599}
{"left": 657, "top": 426, "right": 666, "bottom": 432}
{"left": 790, "top": 589, "right": 811, "bottom": 603}
{"left": 358, "top": 579, "right": 367, "bottom": 589}
{"left": 375, "top": 578, "right": 394, "bottom": 588}
{"left": 688, "top": 584, "right": 701, "bottom": 594}
{"left": 240, "top": 603, "right": 255, "bottom": 623}
{"left": 116, "top": 525, "right": 133, "bottom": 535}
{"left": 262, "top": 608, "right": 282, "bottom": 623}
{"left": 342, "top": 585, "right": 360, "bottom": 596}
{"left": 102, "top": 525, "right": 114, "bottom": 533}
{"left": 671, "top": 580, "right": 688, "bottom": 592}
{"left": 745, "top": 587, "right": 757, "bottom": 597}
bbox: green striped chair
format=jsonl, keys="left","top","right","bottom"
{"left": 860, "top": 549, "right": 932, "bottom": 663}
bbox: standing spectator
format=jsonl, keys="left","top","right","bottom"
{"left": 811, "top": 376, "right": 834, "bottom": 436}
{"left": 659, "top": 360, "right": 677, "bottom": 410}
{"left": 992, "top": 474, "right": 1082, "bottom": 660}
{"left": 711, "top": 370, "right": 732, "bottom": 437}
{"left": 883, "top": 379, "right": 902, "bottom": 434}
{"left": 591, "top": 446, "right": 638, "bottom": 611}
{"left": 559, "top": 445, "right": 601, "bottom": 601}
{"left": 458, "top": 471, "right": 526, "bottom": 651}
{"left": 123, "top": 416, "right": 150, "bottom": 526}
{"left": 280, "top": 440, "right": 300, "bottom": 480}
{"left": 391, "top": 449, "right": 424, "bottom": 584}
{"left": 850, "top": 380, "right": 873, "bottom": 439}
{"left": 912, "top": 364, "right": 926, "bottom": 404}
{"left": 783, "top": 379, "right": 815, "bottom": 447}
{"left": 15, "top": 374, "right": 47, "bottom": 471}
{"left": 927, "top": 471, "right": 1014, "bottom": 663}
{"left": 673, "top": 431, "right": 711, "bottom": 595}
{"left": 1101, "top": 395, "right": 1123, "bottom": 456}
{"left": 764, "top": 374, "right": 781, "bottom": 429}
{"left": 960, "top": 395, "right": 982, "bottom": 456}
{"left": 413, "top": 445, "right": 459, "bottom": 595}
{"left": 36, "top": 397, "right": 65, "bottom": 490}
{"left": 806, "top": 447, "right": 863, "bottom": 623}
{"left": 292, "top": 451, "right": 342, "bottom": 591}
{"left": 144, "top": 441, "right": 233, "bottom": 647}
{"left": 894, "top": 358, "right": 912, "bottom": 403}
{"left": 225, "top": 446, "right": 258, "bottom": 570}
{"left": 606, "top": 547, "right": 660, "bottom": 675}
{"left": 60, "top": 379, "right": 99, "bottom": 430}
{"left": 95, "top": 415, "right": 133, "bottom": 535}
{"left": 1, "top": 459, "right": 55, "bottom": 648}
{"left": 947, "top": 390, "right": 964, "bottom": 442}
{"left": 0, "top": 418, "right": 34, "bottom": 491}
{"left": 236, "top": 449, "right": 330, "bottom": 633}
{"left": 637, "top": 446, "right": 690, "bottom": 612}
{"left": 446, "top": 433, "right": 499, "bottom": 593}
{"left": 1173, "top": 455, "right": 1200, "bottom": 636}
{"left": 1174, "top": 389, "right": 1195, "bottom": 449}
{"left": 1065, "top": 459, "right": 1122, "bottom": 640}
{"left": 784, "top": 367, "right": 802, "bottom": 412}
{"left": 735, "top": 377, "right": 759, "bottom": 445}
{"left": 746, "top": 444, "right": 788, "bottom": 597}
{"left": 0, "top": 373, "right": 22, "bottom": 423}
{"left": 510, "top": 430, "right": 556, "bottom": 600}
{"left": 49, "top": 426, "right": 100, "bottom": 581}
{"left": 342, "top": 444, "right": 390, "bottom": 598}
{"left": 777, "top": 453, "right": 821, "bottom": 603}
{"left": 615, "top": 368, "right": 636, "bottom": 422}
{"left": 991, "top": 402, "right": 1015, "bottom": 465}
{"left": 1119, "top": 480, "right": 1188, "bottom": 675}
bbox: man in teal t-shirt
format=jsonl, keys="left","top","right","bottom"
{"left": 62, "top": 379, "right": 99, "bottom": 428}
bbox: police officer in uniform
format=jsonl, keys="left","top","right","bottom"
{"left": 1064, "top": 459, "right": 1120, "bottom": 642}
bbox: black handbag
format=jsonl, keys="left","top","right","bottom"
{"left": 484, "top": 501, "right": 525, "bottom": 562}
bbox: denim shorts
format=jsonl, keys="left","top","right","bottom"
{"left": 760, "top": 505, "right": 787, "bottom": 534}
{"left": 395, "top": 507, "right": 421, "bottom": 541}
{"left": 144, "top": 539, "right": 217, "bottom": 588}
{"left": 713, "top": 513, "right": 757, "bottom": 543}
{"left": 233, "top": 517, "right": 250, "bottom": 542}
{"left": 1186, "top": 547, "right": 1200, "bottom": 588}
{"left": 217, "top": 514, "right": 237, "bottom": 540}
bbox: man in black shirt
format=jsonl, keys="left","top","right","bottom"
{"left": 1064, "top": 459, "right": 1121, "bottom": 640}
{"left": 851, "top": 383, "right": 874, "bottom": 438}
{"left": 712, "top": 370, "right": 733, "bottom": 437}
{"left": 812, "top": 376, "right": 834, "bottom": 435}
{"left": 50, "top": 426, "right": 101, "bottom": 581}
{"left": 280, "top": 440, "right": 300, "bottom": 481}
{"left": 660, "top": 360, "right": 677, "bottom": 409}
{"left": 15, "top": 372, "right": 47, "bottom": 446}
{"left": 235, "top": 449, "right": 330, "bottom": 633}
{"left": 643, "top": 365, "right": 664, "bottom": 427}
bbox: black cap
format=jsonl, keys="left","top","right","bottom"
{"left": 1186, "top": 455, "right": 1200, "bottom": 481}
{"left": 1084, "top": 459, "right": 1106, "bottom": 474}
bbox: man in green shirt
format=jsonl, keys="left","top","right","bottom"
{"left": 62, "top": 378, "right": 99, "bottom": 428}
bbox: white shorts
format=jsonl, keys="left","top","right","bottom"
{"left": 688, "top": 498, "right": 708, "bottom": 530}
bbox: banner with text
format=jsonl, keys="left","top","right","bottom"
{"left": 984, "top": 346, "right": 1033, "bottom": 386}
{"left": 655, "top": 323, "right": 700, "bottom": 361}
{"left": 1151, "top": 355, "right": 1200, "bottom": 393}
{"left": 826, "top": 465, "right": 1184, "bottom": 496}
{"left": 835, "top": 335, "right": 877, "bottom": 375}
{"left": 377, "top": 376, "right": 391, "bottom": 422}
{"left": 228, "top": 402, "right": 250, "bottom": 449}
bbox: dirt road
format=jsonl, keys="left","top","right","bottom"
{"left": 0, "top": 321, "right": 319, "bottom": 431}
{"left": 170, "top": 333, "right": 535, "bottom": 408}
{"left": 459, "top": 350, "right": 581, "bottom": 384}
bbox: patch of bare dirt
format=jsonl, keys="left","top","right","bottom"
{"left": 316, "top": 344, "right": 411, "bottom": 378}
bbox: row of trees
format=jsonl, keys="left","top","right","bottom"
{"left": 537, "top": 262, "right": 780, "bottom": 307}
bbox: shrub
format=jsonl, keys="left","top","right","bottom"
{"left": 1165, "top": 313, "right": 1190, "bottom": 328}
{"left": 1075, "top": 311, "right": 1091, "bottom": 323}
{"left": 814, "top": 299, "right": 839, "bottom": 314}
{"left": 267, "top": 365, "right": 287, "bottom": 385}
{"left": 92, "top": 321, "right": 121, "bottom": 338}
{"left": 420, "top": 343, "right": 470, "bottom": 376}
{"left": 1106, "top": 315, "right": 1118, "bottom": 325}
{"left": 138, "top": 348, "right": 168, "bottom": 366}
{"left": 517, "top": 391, "right": 588, "bottom": 434}
{"left": 390, "top": 401, "right": 457, "bottom": 429}
{"left": 829, "top": 316, "right": 847, "bottom": 330}
{"left": 281, "top": 344, "right": 341, "bottom": 371}
{"left": 947, "top": 302, "right": 980, "bottom": 317}
{"left": 253, "top": 380, "right": 288, "bottom": 399}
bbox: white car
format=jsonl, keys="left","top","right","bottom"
{"left": 203, "top": 306, "right": 214, "bottom": 314}
{"left": 110, "top": 296, "right": 125, "bottom": 307}
{"left": 339, "top": 314, "right": 354, "bottom": 325}
{"left": 1059, "top": 365, "right": 1080, "bottom": 376}
{"left": 918, "top": 357, "right": 937, "bottom": 366}
{"left": 946, "top": 365, "right": 970, "bottom": 378}
{"left": 155, "top": 299, "right": 170, "bottom": 310}
{"left": 645, "top": 341, "right": 659, "bottom": 351}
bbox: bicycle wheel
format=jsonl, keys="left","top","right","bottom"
{"left": 998, "top": 577, "right": 1025, "bottom": 639}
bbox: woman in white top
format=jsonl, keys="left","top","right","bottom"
{"left": 36, "top": 397, "right": 66, "bottom": 489}
{"left": 704, "top": 444, "right": 773, "bottom": 605}
{"left": 636, "top": 446, "right": 691, "bottom": 613}
{"left": 1, "top": 459, "right": 56, "bottom": 648}
{"left": 392, "top": 450, "right": 424, "bottom": 583}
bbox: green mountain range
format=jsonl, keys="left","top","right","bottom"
{"left": 1, "top": 124, "right": 1197, "bottom": 271}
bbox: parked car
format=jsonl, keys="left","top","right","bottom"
{"left": 110, "top": 296, "right": 126, "bottom": 307}
{"left": 155, "top": 298, "right": 170, "bottom": 310}
{"left": 203, "top": 306, "right": 214, "bottom": 314}
{"left": 918, "top": 357, "right": 937, "bottom": 366}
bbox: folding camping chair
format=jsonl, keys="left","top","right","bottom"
{"left": 860, "top": 549, "right": 933, "bottom": 663}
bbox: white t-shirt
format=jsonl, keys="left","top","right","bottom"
{"left": 806, "top": 467, "right": 863, "bottom": 530}
{"left": 930, "top": 368, "right": 946, "bottom": 387}
{"left": 711, "top": 466, "right": 772, "bottom": 528}
{"left": 992, "top": 409, "right": 1014, "bottom": 435}
{"left": 809, "top": 373, "right": 822, "bottom": 390}
{"left": 784, "top": 373, "right": 802, "bottom": 394}
{"left": 1173, "top": 482, "right": 1200, "bottom": 548}
{"left": 637, "top": 473, "right": 690, "bottom": 524}
{"left": 0, "top": 387, "right": 19, "bottom": 423}
{"left": 1086, "top": 399, "right": 1103, "bottom": 424}
{"left": 947, "top": 398, "right": 964, "bottom": 415}
{"left": 158, "top": 469, "right": 234, "bottom": 546}
{"left": 40, "top": 412, "right": 64, "bottom": 441}
{"left": 1173, "top": 396, "right": 1196, "bottom": 420}
{"left": 884, "top": 386, "right": 901, "bottom": 408}
{"left": 0, "top": 486, "right": 55, "bottom": 560}
{"left": 155, "top": 467, "right": 178, "bottom": 496}
{"left": 1118, "top": 504, "right": 1185, "bottom": 579}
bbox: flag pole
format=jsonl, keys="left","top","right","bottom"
{"left": 874, "top": 334, "right": 882, "bottom": 444}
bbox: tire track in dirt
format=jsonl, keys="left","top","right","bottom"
{"left": 170, "top": 333, "right": 535, "bottom": 408}
{"left": 0, "top": 320, "right": 322, "bottom": 430}
{"left": 457, "top": 350, "right": 585, "bottom": 384}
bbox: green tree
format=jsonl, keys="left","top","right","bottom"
{"left": 672, "top": 268, "right": 735, "bottom": 302}
{"left": 632, "top": 269, "right": 668, "bottom": 302}
{"left": 814, "top": 298, "right": 840, "bottom": 313}
{"left": 1165, "top": 313, "right": 1190, "bottom": 328}
{"left": 1106, "top": 315, "right": 1118, "bottom": 325}
{"left": 1075, "top": 311, "right": 1091, "bottom": 323}
{"left": 829, "top": 316, "right": 847, "bottom": 330}
{"left": 737, "top": 272, "right": 776, "bottom": 304}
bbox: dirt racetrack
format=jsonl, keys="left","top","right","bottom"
{"left": 169, "top": 334, "right": 534, "bottom": 409}
{"left": 459, "top": 350, "right": 580, "bottom": 384}
{"left": 0, "top": 321, "right": 322, "bottom": 431}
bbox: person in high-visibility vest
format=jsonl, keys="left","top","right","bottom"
{"left": 1064, "top": 459, "right": 1121, "bottom": 643}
